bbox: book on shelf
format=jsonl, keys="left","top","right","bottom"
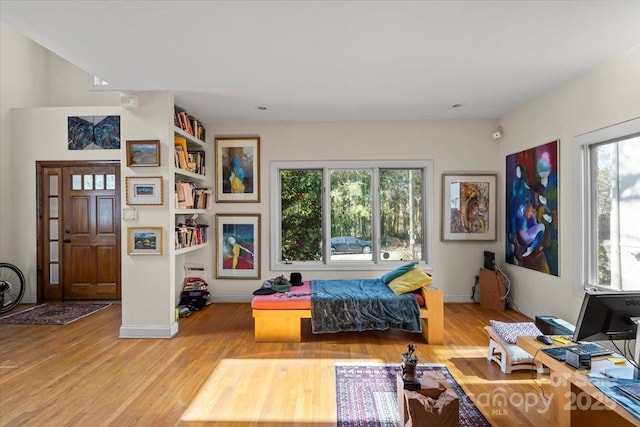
{"left": 174, "top": 136, "right": 206, "bottom": 174}
{"left": 192, "top": 187, "right": 212, "bottom": 209}
{"left": 175, "top": 182, "right": 211, "bottom": 209}
{"left": 175, "top": 106, "right": 206, "bottom": 141}
{"left": 174, "top": 136, "right": 190, "bottom": 171}
{"left": 189, "top": 150, "right": 205, "bottom": 175}
{"left": 175, "top": 222, "right": 209, "bottom": 249}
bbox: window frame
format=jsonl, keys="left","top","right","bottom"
{"left": 572, "top": 117, "right": 640, "bottom": 294}
{"left": 270, "top": 160, "right": 434, "bottom": 272}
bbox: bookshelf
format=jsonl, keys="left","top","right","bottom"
{"left": 171, "top": 123, "right": 211, "bottom": 254}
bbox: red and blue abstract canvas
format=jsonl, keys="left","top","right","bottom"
{"left": 506, "top": 140, "right": 559, "bottom": 276}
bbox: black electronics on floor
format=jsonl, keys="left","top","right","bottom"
{"left": 483, "top": 251, "right": 495, "bottom": 271}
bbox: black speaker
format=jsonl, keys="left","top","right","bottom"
{"left": 483, "top": 251, "right": 495, "bottom": 270}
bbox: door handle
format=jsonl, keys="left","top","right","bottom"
{"left": 63, "top": 239, "right": 71, "bottom": 243}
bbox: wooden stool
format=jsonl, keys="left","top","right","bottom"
{"left": 485, "top": 326, "right": 546, "bottom": 373}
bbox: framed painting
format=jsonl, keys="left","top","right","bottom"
{"left": 127, "top": 227, "right": 163, "bottom": 255}
{"left": 215, "top": 214, "right": 260, "bottom": 279}
{"left": 68, "top": 115, "right": 120, "bottom": 150}
{"left": 126, "top": 140, "right": 160, "bottom": 167}
{"left": 125, "top": 176, "right": 163, "bottom": 205}
{"left": 215, "top": 136, "right": 260, "bottom": 202}
{"left": 441, "top": 173, "right": 497, "bottom": 241}
{"left": 506, "top": 140, "right": 559, "bottom": 276}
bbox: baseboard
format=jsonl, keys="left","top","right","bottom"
{"left": 444, "top": 293, "right": 477, "bottom": 303}
{"left": 119, "top": 322, "right": 179, "bottom": 339}
{"left": 212, "top": 295, "right": 253, "bottom": 303}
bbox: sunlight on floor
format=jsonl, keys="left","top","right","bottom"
{"left": 180, "top": 357, "right": 382, "bottom": 423}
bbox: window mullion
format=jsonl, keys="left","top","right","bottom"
{"left": 322, "top": 167, "right": 331, "bottom": 263}
{"left": 610, "top": 145, "right": 621, "bottom": 289}
{"left": 371, "top": 167, "right": 380, "bottom": 262}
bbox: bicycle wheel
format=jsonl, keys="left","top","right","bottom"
{"left": 0, "top": 263, "right": 26, "bottom": 313}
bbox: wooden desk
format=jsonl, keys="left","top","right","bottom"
{"left": 517, "top": 336, "right": 637, "bottom": 427}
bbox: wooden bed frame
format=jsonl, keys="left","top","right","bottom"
{"left": 252, "top": 287, "right": 444, "bottom": 344}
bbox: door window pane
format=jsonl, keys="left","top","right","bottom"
{"left": 49, "top": 175, "right": 58, "bottom": 196}
{"left": 83, "top": 174, "right": 93, "bottom": 190}
{"left": 106, "top": 174, "right": 116, "bottom": 190}
{"left": 95, "top": 174, "right": 105, "bottom": 190}
{"left": 49, "top": 219, "right": 58, "bottom": 240}
{"left": 49, "top": 241, "right": 59, "bottom": 262}
{"left": 49, "top": 197, "right": 58, "bottom": 217}
{"left": 50, "top": 264, "right": 59, "bottom": 285}
{"left": 72, "top": 175, "right": 82, "bottom": 190}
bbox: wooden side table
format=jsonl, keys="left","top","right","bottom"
{"left": 479, "top": 268, "right": 506, "bottom": 311}
{"left": 396, "top": 373, "right": 459, "bottom": 426}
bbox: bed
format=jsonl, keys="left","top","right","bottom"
{"left": 251, "top": 278, "right": 444, "bottom": 344}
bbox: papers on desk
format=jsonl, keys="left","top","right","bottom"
{"left": 617, "top": 384, "right": 640, "bottom": 402}
{"left": 588, "top": 374, "right": 640, "bottom": 421}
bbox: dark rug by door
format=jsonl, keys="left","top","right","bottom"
{"left": 335, "top": 363, "right": 490, "bottom": 427}
{"left": 0, "top": 303, "right": 111, "bottom": 325}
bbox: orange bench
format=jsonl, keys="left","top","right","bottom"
{"left": 251, "top": 281, "right": 444, "bottom": 344}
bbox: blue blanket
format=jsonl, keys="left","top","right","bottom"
{"left": 310, "top": 279, "right": 422, "bottom": 334}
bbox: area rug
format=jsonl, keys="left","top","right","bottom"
{"left": 335, "top": 363, "right": 490, "bottom": 427}
{"left": 0, "top": 303, "right": 111, "bottom": 325}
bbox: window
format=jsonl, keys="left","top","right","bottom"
{"left": 271, "top": 160, "right": 433, "bottom": 270}
{"left": 573, "top": 118, "right": 640, "bottom": 292}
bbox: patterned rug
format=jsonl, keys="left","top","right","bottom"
{"left": 0, "top": 303, "right": 111, "bottom": 325}
{"left": 335, "top": 363, "right": 490, "bottom": 427}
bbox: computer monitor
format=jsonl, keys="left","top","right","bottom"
{"left": 573, "top": 290, "right": 640, "bottom": 379}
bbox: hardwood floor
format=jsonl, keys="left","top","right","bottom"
{"left": 0, "top": 302, "right": 554, "bottom": 426}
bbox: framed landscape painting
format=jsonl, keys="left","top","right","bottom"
{"left": 125, "top": 176, "right": 163, "bottom": 205}
{"left": 127, "top": 227, "right": 163, "bottom": 255}
{"left": 126, "top": 140, "right": 160, "bottom": 167}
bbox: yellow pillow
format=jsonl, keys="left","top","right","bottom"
{"left": 388, "top": 267, "right": 432, "bottom": 295}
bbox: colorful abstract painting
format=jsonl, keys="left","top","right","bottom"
{"left": 216, "top": 214, "right": 260, "bottom": 279}
{"left": 68, "top": 115, "right": 121, "bottom": 150}
{"left": 506, "top": 140, "right": 559, "bottom": 276}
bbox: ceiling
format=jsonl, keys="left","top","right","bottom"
{"left": 1, "top": 1, "right": 639, "bottom": 125}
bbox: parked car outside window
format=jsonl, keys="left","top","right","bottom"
{"left": 330, "top": 236, "right": 372, "bottom": 254}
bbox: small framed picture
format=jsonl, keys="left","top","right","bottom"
{"left": 125, "top": 176, "right": 163, "bottom": 205}
{"left": 441, "top": 173, "right": 497, "bottom": 241}
{"left": 126, "top": 140, "right": 160, "bottom": 167}
{"left": 215, "top": 136, "right": 260, "bottom": 202}
{"left": 128, "top": 227, "right": 163, "bottom": 255}
{"left": 215, "top": 214, "right": 260, "bottom": 279}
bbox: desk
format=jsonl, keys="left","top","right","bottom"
{"left": 517, "top": 336, "right": 637, "bottom": 427}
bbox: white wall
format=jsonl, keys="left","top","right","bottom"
{"left": 1, "top": 21, "right": 121, "bottom": 302}
{"left": 209, "top": 120, "right": 501, "bottom": 301}
{"left": 0, "top": 22, "right": 48, "bottom": 264}
{"left": 498, "top": 46, "right": 640, "bottom": 323}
